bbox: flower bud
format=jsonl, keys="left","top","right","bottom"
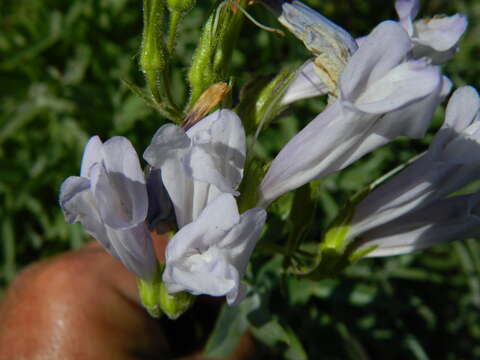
{"left": 187, "top": 2, "right": 244, "bottom": 108}
{"left": 140, "top": 0, "right": 167, "bottom": 73}
{"left": 140, "top": 0, "right": 168, "bottom": 103}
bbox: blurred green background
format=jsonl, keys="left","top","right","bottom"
{"left": 1, "top": 0, "right": 480, "bottom": 358}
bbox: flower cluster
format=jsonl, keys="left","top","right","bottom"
{"left": 59, "top": 0, "right": 478, "bottom": 316}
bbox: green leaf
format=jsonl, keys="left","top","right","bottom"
{"left": 250, "top": 317, "right": 307, "bottom": 360}
{"left": 204, "top": 294, "right": 260, "bottom": 358}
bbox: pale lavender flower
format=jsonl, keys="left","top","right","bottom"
{"left": 281, "top": 59, "right": 330, "bottom": 106}
{"left": 145, "top": 109, "right": 266, "bottom": 303}
{"left": 163, "top": 194, "right": 266, "bottom": 305}
{"left": 396, "top": 0, "right": 467, "bottom": 64}
{"left": 144, "top": 109, "right": 246, "bottom": 228}
{"left": 59, "top": 136, "right": 157, "bottom": 280}
{"left": 259, "top": 21, "right": 442, "bottom": 206}
{"left": 349, "top": 86, "right": 480, "bottom": 256}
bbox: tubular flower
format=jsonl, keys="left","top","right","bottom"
{"left": 144, "top": 109, "right": 267, "bottom": 303}
{"left": 349, "top": 86, "right": 480, "bottom": 256}
{"left": 395, "top": 0, "right": 467, "bottom": 64}
{"left": 59, "top": 136, "right": 157, "bottom": 280}
{"left": 144, "top": 109, "right": 246, "bottom": 228}
{"left": 163, "top": 194, "right": 266, "bottom": 305}
{"left": 259, "top": 21, "right": 442, "bottom": 206}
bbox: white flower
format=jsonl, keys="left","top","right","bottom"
{"left": 349, "top": 86, "right": 480, "bottom": 256}
{"left": 144, "top": 109, "right": 246, "bottom": 228}
{"left": 259, "top": 21, "right": 442, "bottom": 206}
{"left": 395, "top": 0, "right": 467, "bottom": 64}
{"left": 59, "top": 136, "right": 157, "bottom": 280}
{"left": 163, "top": 194, "right": 266, "bottom": 305}
{"left": 145, "top": 109, "right": 266, "bottom": 304}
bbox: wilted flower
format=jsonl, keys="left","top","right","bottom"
{"left": 264, "top": 0, "right": 357, "bottom": 95}
{"left": 349, "top": 86, "right": 480, "bottom": 256}
{"left": 59, "top": 136, "right": 157, "bottom": 280}
{"left": 259, "top": 21, "right": 442, "bottom": 206}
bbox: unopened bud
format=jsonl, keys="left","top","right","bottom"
{"left": 187, "top": 2, "right": 244, "bottom": 107}
{"left": 140, "top": 0, "right": 167, "bottom": 73}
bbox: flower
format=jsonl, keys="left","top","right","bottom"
{"left": 162, "top": 193, "right": 266, "bottom": 305}
{"left": 144, "top": 109, "right": 266, "bottom": 304}
{"left": 395, "top": 0, "right": 467, "bottom": 64}
{"left": 144, "top": 109, "right": 246, "bottom": 227}
{"left": 348, "top": 86, "right": 480, "bottom": 256}
{"left": 59, "top": 136, "right": 157, "bottom": 280}
{"left": 281, "top": 59, "right": 329, "bottom": 106}
{"left": 259, "top": 21, "right": 442, "bottom": 206}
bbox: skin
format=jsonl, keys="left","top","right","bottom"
{"left": 0, "top": 236, "right": 256, "bottom": 360}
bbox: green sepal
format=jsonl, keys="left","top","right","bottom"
{"left": 158, "top": 282, "right": 195, "bottom": 320}
{"left": 307, "top": 187, "right": 371, "bottom": 279}
{"left": 236, "top": 68, "right": 296, "bottom": 135}
{"left": 137, "top": 262, "right": 195, "bottom": 319}
{"left": 137, "top": 263, "right": 165, "bottom": 318}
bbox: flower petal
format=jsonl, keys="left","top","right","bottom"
{"left": 395, "top": 0, "right": 420, "bottom": 35}
{"left": 184, "top": 145, "right": 239, "bottom": 195}
{"left": 163, "top": 194, "right": 241, "bottom": 294}
{"left": 159, "top": 156, "right": 194, "bottom": 228}
{"left": 186, "top": 109, "right": 246, "bottom": 191}
{"left": 340, "top": 21, "right": 411, "bottom": 101}
{"left": 444, "top": 86, "right": 480, "bottom": 133}
{"left": 221, "top": 208, "right": 266, "bottom": 304}
{"left": 143, "top": 124, "right": 191, "bottom": 168}
{"left": 106, "top": 222, "right": 157, "bottom": 280}
{"left": 354, "top": 59, "right": 441, "bottom": 114}
{"left": 413, "top": 14, "right": 467, "bottom": 52}
{"left": 80, "top": 136, "right": 103, "bottom": 178}
{"left": 357, "top": 193, "right": 480, "bottom": 257}
{"left": 259, "top": 101, "right": 371, "bottom": 206}
{"left": 90, "top": 162, "right": 145, "bottom": 230}
{"left": 165, "top": 193, "right": 240, "bottom": 263}
{"left": 281, "top": 59, "right": 329, "bottom": 105}
{"left": 430, "top": 86, "right": 480, "bottom": 158}
{"left": 59, "top": 176, "right": 121, "bottom": 260}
